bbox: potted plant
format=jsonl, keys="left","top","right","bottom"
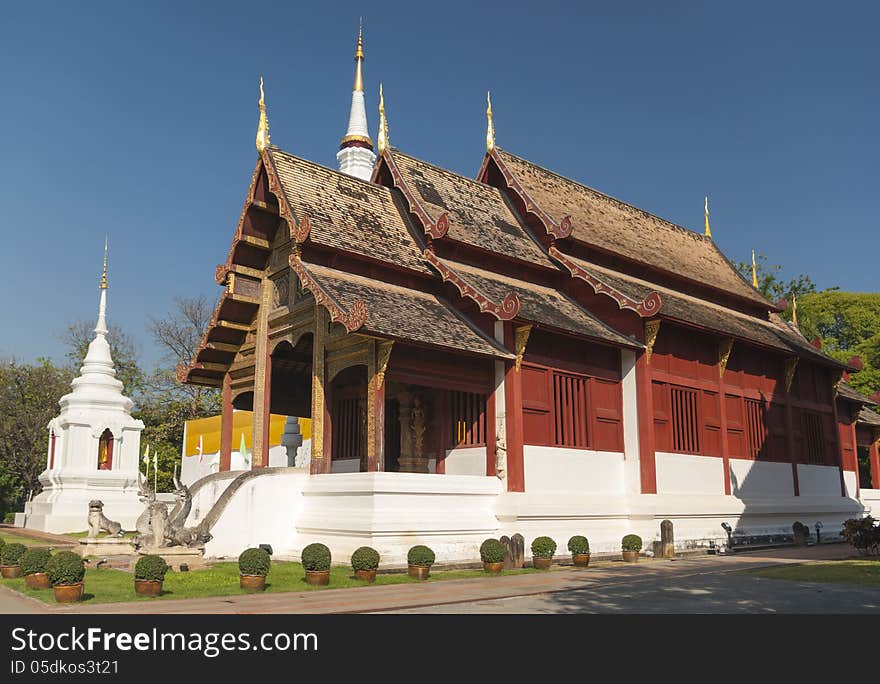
{"left": 301, "top": 543, "right": 331, "bottom": 586}
{"left": 480, "top": 538, "right": 506, "bottom": 574}
{"left": 46, "top": 551, "right": 85, "bottom": 603}
{"left": 134, "top": 554, "right": 169, "bottom": 596}
{"left": 238, "top": 547, "right": 271, "bottom": 592}
{"left": 531, "top": 536, "right": 557, "bottom": 569}
{"left": 568, "top": 535, "right": 591, "bottom": 568}
{"left": 407, "top": 545, "right": 435, "bottom": 580}
{"left": 622, "top": 534, "right": 642, "bottom": 562}
{"left": 0, "top": 542, "right": 27, "bottom": 578}
{"left": 351, "top": 546, "right": 380, "bottom": 583}
{"left": 20, "top": 548, "right": 52, "bottom": 589}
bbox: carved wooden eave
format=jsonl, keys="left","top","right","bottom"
{"left": 784, "top": 356, "right": 799, "bottom": 393}
{"left": 514, "top": 324, "right": 532, "bottom": 371}
{"left": 288, "top": 255, "right": 367, "bottom": 333}
{"left": 424, "top": 250, "right": 520, "bottom": 321}
{"left": 718, "top": 338, "right": 734, "bottom": 378}
{"left": 478, "top": 148, "right": 573, "bottom": 242}
{"left": 549, "top": 246, "right": 662, "bottom": 318}
{"left": 644, "top": 319, "right": 661, "bottom": 364}
{"left": 376, "top": 149, "right": 449, "bottom": 240}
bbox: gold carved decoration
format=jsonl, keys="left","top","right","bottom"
{"left": 718, "top": 338, "right": 734, "bottom": 378}
{"left": 514, "top": 324, "right": 532, "bottom": 371}
{"left": 311, "top": 306, "right": 327, "bottom": 462}
{"left": 644, "top": 319, "right": 661, "bottom": 364}
{"left": 376, "top": 340, "right": 394, "bottom": 389}
{"left": 412, "top": 396, "right": 426, "bottom": 460}
{"left": 784, "top": 356, "right": 799, "bottom": 393}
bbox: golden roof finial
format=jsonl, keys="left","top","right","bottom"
{"left": 256, "top": 76, "right": 270, "bottom": 152}
{"left": 100, "top": 236, "right": 109, "bottom": 290}
{"left": 792, "top": 292, "right": 799, "bottom": 328}
{"left": 353, "top": 19, "right": 365, "bottom": 93}
{"left": 486, "top": 91, "right": 495, "bottom": 152}
{"left": 751, "top": 249, "right": 759, "bottom": 288}
{"left": 377, "top": 83, "right": 389, "bottom": 154}
{"left": 704, "top": 195, "right": 712, "bottom": 238}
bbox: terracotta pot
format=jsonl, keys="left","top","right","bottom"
{"left": 239, "top": 574, "right": 266, "bottom": 592}
{"left": 354, "top": 569, "right": 377, "bottom": 583}
{"left": 24, "top": 572, "right": 51, "bottom": 589}
{"left": 305, "top": 570, "right": 330, "bottom": 586}
{"left": 622, "top": 550, "right": 640, "bottom": 563}
{"left": 572, "top": 553, "right": 591, "bottom": 568}
{"left": 408, "top": 564, "right": 431, "bottom": 580}
{"left": 483, "top": 561, "right": 504, "bottom": 574}
{"left": 533, "top": 557, "right": 552, "bottom": 570}
{"left": 134, "top": 579, "right": 163, "bottom": 596}
{"left": 53, "top": 583, "right": 84, "bottom": 603}
{"left": 1, "top": 565, "right": 22, "bottom": 579}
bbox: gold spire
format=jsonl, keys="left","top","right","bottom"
{"left": 704, "top": 195, "right": 712, "bottom": 238}
{"left": 486, "top": 91, "right": 495, "bottom": 152}
{"left": 353, "top": 19, "right": 365, "bottom": 93}
{"left": 792, "top": 292, "right": 799, "bottom": 328}
{"left": 100, "top": 236, "right": 108, "bottom": 290}
{"left": 377, "top": 83, "right": 389, "bottom": 154}
{"left": 751, "top": 249, "right": 759, "bottom": 288}
{"left": 256, "top": 76, "right": 270, "bottom": 152}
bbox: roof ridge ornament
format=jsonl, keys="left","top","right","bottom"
{"left": 377, "top": 83, "right": 389, "bottom": 154}
{"left": 256, "top": 76, "right": 270, "bottom": 152}
{"left": 704, "top": 195, "right": 712, "bottom": 238}
{"left": 424, "top": 250, "right": 520, "bottom": 321}
{"left": 751, "top": 249, "right": 759, "bottom": 288}
{"left": 792, "top": 292, "right": 799, "bottom": 329}
{"left": 486, "top": 91, "right": 495, "bottom": 152}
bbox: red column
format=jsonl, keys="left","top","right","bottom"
{"left": 370, "top": 376, "right": 385, "bottom": 472}
{"left": 634, "top": 350, "right": 657, "bottom": 494}
{"left": 717, "top": 352, "right": 732, "bottom": 496}
{"left": 486, "top": 383, "right": 497, "bottom": 477}
{"left": 503, "top": 324, "right": 525, "bottom": 493}
{"left": 831, "top": 397, "right": 846, "bottom": 497}
{"left": 870, "top": 439, "right": 880, "bottom": 490}
{"left": 220, "top": 374, "right": 232, "bottom": 472}
{"left": 851, "top": 420, "right": 860, "bottom": 498}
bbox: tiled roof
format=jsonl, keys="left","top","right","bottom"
{"left": 494, "top": 149, "right": 771, "bottom": 308}
{"left": 299, "top": 261, "right": 513, "bottom": 358}
{"left": 388, "top": 150, "right": 554, "bottom": 268}
{"left": 267, "top": 148, "right": 431, "bottom": 275}
{"left": 839, "top": 382, "right": 876, "bottom": 406}
{"left": 436, "top": 258, "right": 640, "bottom": 348}
{"left": 858, "top": 406, "right": 880, "bottom": 428}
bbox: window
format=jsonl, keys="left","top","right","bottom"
{"left": 49, "top": 430, "right": 56, "bottom": 470}
{"left": 670, "top": 386, "right": 700, "bottom": 454}
{"left": 745, "top": 398, "right": 767, "bottom": 460}
{"left": 332, "top": 396, "right": 365, "bottom": 462}
{"left": 552, "top": 372, "right": 589, "bottom": 448}
{"left": 97, "top": 429, "right": 113, "bottom": 470}
{"left": 801, "top": 410, "right": 825, "bottom": 465}
{"left": 450, "top": 391, "right": 487, "bottom": 447}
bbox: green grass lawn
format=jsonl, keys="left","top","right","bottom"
{"left": 0, "top": 561, "right": 544, "bottom": 605}
{"left": 63, "top": 531, "right": 137, "bottom": 539}
{"left": 0, "top": 533, "right": 57, "bottom": 547}
{"left": 745, "top": 559, "right": 880, "bottom": 587}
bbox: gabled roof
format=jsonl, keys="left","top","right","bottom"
{"left": 266, "top": 148, "right": 431, "bottom": 275}
{"left": 379, "top": 149, "right": 554, "bottom": 268}
{"left": 490, "top": 149, "right": 772, "bottom": 309}
{"left": 433, "top": 257, "right": 640, "bottom": 349}
{"left": 838, "top": 382, "right": 876, "bottom": 406}
{"left": 858, "top": 406, "right": 880, "bottom": 428}
{"left": 296, "top": 259, "right": 513, "bottom": 359}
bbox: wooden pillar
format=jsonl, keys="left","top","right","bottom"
{"left": 310, "top": 306, "right": 330, "bottom": 474}
{"left": 486, "top": 381, "right": 497, "bottom": 477}
{"left": 220, "top": 373, "right": 233, "bottom": 472}
{"left": 252, "top": 277, "right": 272, "bottom": 468}
{"left": 717, "top": 339, "right": 733, "bottom": 495}
{"left": 503, "top": 322, "right": 525, "bottom": 492}
{"left": 851, "top": 419, "right": 860, "bottom": 499}
{"left": 831, "top": 394, "right": 846, "bottom": 497}
{"left": 634, "top": 350, "right": 657, "bottom": 494}
{"left": 366, "top": 340, "right": 384, "bottom": 473}
{"left": 870, "top": 437, "right": 880, "bottom": 490}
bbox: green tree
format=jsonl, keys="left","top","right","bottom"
{"left": 735, "top": 252, "right": 816, "bottom": 318}
{"left": 798, "top": 291, "right": 880, "bottom": 397}
{"left": 0, "top": 359, "right": 74, "bottom": 515}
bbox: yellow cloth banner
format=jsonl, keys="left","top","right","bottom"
{"left": 183, "top": 412, "right": 311, "bottom": 457}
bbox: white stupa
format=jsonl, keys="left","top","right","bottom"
{"left": 336, "top": 22, "right": 376, "bottom": 181}
{"left": 23, "top": 243, "right": 145, "bottom": 533}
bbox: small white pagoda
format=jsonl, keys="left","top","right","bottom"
{"left": 23, "top": 244, "right": 145, "bottom": 533}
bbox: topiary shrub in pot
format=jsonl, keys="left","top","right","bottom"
{"left": 351, "top": 546, "right": 380, "bottom": 583}
{"left": 46, "top": 551, "right": 85, "bottom": 603}
{"left": 20, "top": 548, "right": 52, "bottom": 589}
{"left": 407, "top": 545, "right": 435, "bottom": 580}
{"left": 622, "top": 534, "right": 643, "bottom": 562}
{"left": 238, "top": 547, "right": 271, "bottom": 592}
{"left": 480, "top": 539, "right": 507, "bottom": 574}
{"left": 302, "top": 543, "right": 331, "bottom": 586}
{"left": 134, "top": 554, "right": 169, "bottom": 596}
{"left": 0, "top": 542, "right": 27, "bottom": 579}
{"left": 568, "top": 535, "right": 591, "bottom": 568}
{"left": 531, "top": 536, "right": 557, "bottom": 570}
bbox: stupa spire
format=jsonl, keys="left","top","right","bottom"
{"left": 337, "top": 20, "right": 376, "bottom": 181}
{"left": 96, "top": 238, "right": 109, "bottom": 336}
{"left": 256, "top": 76, "right": 270, "bottom": 153}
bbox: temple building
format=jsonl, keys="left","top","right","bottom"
{"left": 175, "top": 29, "right": 878, "bottom": 562}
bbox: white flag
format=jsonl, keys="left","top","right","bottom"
{"left": 196, "top": 435, "right": 204, "bottom": 464}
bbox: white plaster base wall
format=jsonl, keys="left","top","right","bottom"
{"left": 797, "top": 464, "right": 842, "bottom": 497}
{"left": 330, "top": 458, "right": 360, "bottom": 474}
{"left": 729, "top": 459, "right": 793, "bottom": 498}
{"left": 844, "top": 471, "right": 858, "bottom": 499}
{"left": 444, "top": 447, "right": 486, "bottom": 476}
{"left": 860, "top": 488, "right": 880, "bottom": 516}
{"left": 656, "top": 452, "right": 724, "bottom": 495}
{"left": 524, "top": 446, "right": 624, "bottom": 494}
{"left": 181, "top": 446, "right": 289, "bottom": 486}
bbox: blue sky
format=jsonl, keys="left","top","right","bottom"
{"left": 1, "top": 1, "right": 876, "bottom": 369}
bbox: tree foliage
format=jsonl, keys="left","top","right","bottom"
{"left": 735, "top": 252, "right": 816, "bottom": 315}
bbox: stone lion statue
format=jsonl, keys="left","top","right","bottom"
{"left": 87, "top": 500, "right": 123, "bottom": 538}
